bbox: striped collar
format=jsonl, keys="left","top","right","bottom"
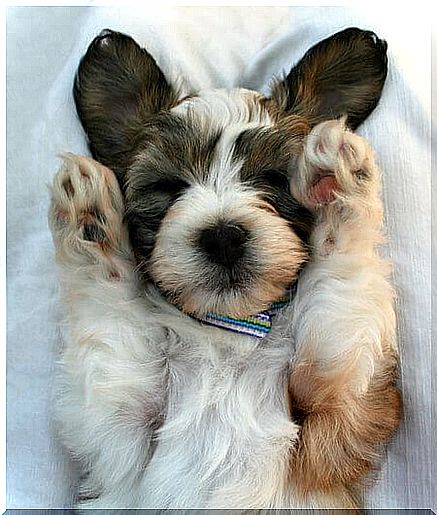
{"left": 189, "top": 285, "right": 296, "bottom": 338}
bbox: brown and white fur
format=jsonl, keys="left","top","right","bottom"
{"left": 49, "top": 27, "right": 401, "bottom": 510}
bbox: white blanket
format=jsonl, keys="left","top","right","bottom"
{"left": 6, "top": 6, "right": 434, "bottom": 509}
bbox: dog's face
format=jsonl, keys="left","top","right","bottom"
{"left": 74, "top": 28, "right": 387, "bottom": 316}
{"left": 129, "top": 89, "right": 312, "bottom": 316}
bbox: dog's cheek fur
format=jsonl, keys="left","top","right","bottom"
{"left": 125, "top": 209, "right": 165, "bottom": 273}
{"left": 124, "top": 189, "right": 181, "bottom": 273}
{"left": 245, "top": 200, "right": 308, "bottom": 307}
{"left": 124, "top": 185, "right": 186, "bottom": 271}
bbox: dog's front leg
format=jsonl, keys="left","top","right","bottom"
{"left": 49, "top": 155, "right": 168, "bottom": 509}
{"left": 288, "top": 120, "right": 401, "bottom": 498}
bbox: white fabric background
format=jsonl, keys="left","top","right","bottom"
{"left": 6, "top": 6, "right": 435, "bottom": 509}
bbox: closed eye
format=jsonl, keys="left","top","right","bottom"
{"left": 150, "top": 178, "right": 189, "bottom": 197}
{"left": 254, "top": 170, "right": 290, "bottom": 191}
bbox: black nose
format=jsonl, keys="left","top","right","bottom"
{"left": 198, "top": 223, "right": 249, "bottom": 268}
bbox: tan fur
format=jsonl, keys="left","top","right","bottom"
{"left": 289, "top": 359, "right": 401, "bottom": 492}
{"left": 288, "top": 120, "right": 401, "bottom": 500}
{"left": 264, "top": 99, "right": 311, "bottom": 140}
{"left": 246, "top": 198, "right": 308, "bottom": 311}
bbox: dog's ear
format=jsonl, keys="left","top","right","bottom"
{"left": 270, "top": 28, "right": 388, "bottom": 130}
{"left": 74, "top": 30, "right": 178, "bottom": 177}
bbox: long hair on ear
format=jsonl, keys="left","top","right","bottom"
{"left": 270, "top": 28, "right": 388, "bottom": 130}
{"left": 74, "top": 30, "right": 180, "bottom": 179}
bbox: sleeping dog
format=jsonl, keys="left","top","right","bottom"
{"left": 49, "top": 27, "right": 401, "bottom": 509}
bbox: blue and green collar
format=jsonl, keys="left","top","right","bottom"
{"left": 188, "top": 284, "right": 296, "bottom": 338}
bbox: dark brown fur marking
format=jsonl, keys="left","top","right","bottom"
{"left": 74, "top": 29, "right": 179, "bottom": 178}
{"left": 270, "top": 28, "right": 388, "bottom": 130}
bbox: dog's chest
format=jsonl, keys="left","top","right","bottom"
{"left": 142, "top": 328, "right": 298, "bottom": 507}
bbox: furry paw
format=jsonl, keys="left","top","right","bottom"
{"left": 49, "top": 154, "right": 128, "bottom": 264}
{"left": 292, "top": 119, "right": 377, "bottom": 209}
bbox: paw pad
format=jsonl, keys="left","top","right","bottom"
{"left": 293, "top": 120, "right": 376, "bottom": 208}
{"left": 310, "top": 175, "right": 339, "bottom": 205}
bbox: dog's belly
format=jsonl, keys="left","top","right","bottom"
{"left": 140, "top": 331, "right": 299, "bottom": 508}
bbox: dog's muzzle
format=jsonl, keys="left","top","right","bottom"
{"left": 197, "top": 222, "right": 249, "bottom": 269}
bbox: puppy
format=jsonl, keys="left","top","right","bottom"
{"left": 49, "top": 28, "right": 401, "bottom": 509}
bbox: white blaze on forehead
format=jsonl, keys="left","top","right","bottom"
{"left": 171, "top": 88, "right": 273, "bottom": 187}
{"left": 172, "top": 88, "right": 271, "bottom": 126}
{"left": 168, "top": 183, "right": 260, "bottom": 231}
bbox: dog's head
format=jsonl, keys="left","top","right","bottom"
{"left": 74, "top": 28, "right": 387, "bottom": 316}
